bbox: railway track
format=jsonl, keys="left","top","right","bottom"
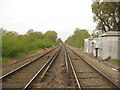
{"left": 65, "top": 45, "right": 119, "bottom": 89}
{"left": 23, "top": 47, "right": 61, "bottom": 89}
{"left": 1, "top": 44, "right": 119, "bottom": 89}
{"left": 64, "top": 46, "right": 78, "bottom": 88}
{"left": 1, "top": 46, "right": 61, "bottom": 88}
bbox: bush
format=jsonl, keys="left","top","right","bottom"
{"left": 2, "top": 29, "right": 62, "bottom": 61}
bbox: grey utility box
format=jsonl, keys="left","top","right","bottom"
{"left": 84, "top": 31, "right": 120, "bottom": 60}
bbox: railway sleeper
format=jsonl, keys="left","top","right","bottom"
{"left": 77, "top": 72, "right": 95, "bottom": 73}
{"left": 79, "top": 76, "right": 100, "bottom": 79}
{"left": 82, "top": 84, "right": 109, "bottom": 88}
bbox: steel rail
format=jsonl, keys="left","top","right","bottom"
{"left": 40, "top": 47, "right": 61, "bottom": 81}
{"left": 23, "top": 47, "right": 62, "bottom": 90}
{"left": 67, "top": 46, "right": 120, "bottom": 89}
{"left": 65, "top": 46, "right": 81, "bottom": 89}
{"left": 0, "top": 46, "right": 59, "bottom": 80}
{"left": 64, "top": 46, "right": 70, "bottom": 86}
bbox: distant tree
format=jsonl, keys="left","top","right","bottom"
{"left": 26, "top": 29, "right": 34, "bottom": 35}
{"left": 44, "top": 31, "right": 57, "bottom": 43}
{"left": 91, "top": 29, "right": 101, "bottom": 38}
{"left": 4, "top": 31, "right": 18, "bottom": 37}
{"left": 91, "top": 2, "right": 120, "bottom": 32}
{"left": 65, "top": 28, "right": 90, "bottom": 49}
{"left": 56, "top": 38, "right": 63, "bottom": 44}
{"left": 26, "top": 31, "right": 43, "bottom": 41}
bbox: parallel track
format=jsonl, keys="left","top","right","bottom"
{"left": 65, "top": 45, "right": 119, "bottom": 89}
{"left": 1, "top": 46, "right": 61, "bottom": 88}
{"left": 2, "top": 46, "right": 59, "bottom": 75}
{"left": 1, "top": 45, "right": 119, "bottom": 89}
{"left": 23, "top": 47, "right": 61, "bottom": 89}
{"left": 64, "top": 46, "right": 81, "bottom": 89}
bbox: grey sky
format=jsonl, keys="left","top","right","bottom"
{"left": 0, "top": 0, "right": 96, "bottom": 41}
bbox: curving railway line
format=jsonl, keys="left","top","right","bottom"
{"left": 1, "top": 44, "right": 119, "bottom": 89}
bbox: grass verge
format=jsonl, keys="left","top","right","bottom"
{"left": 2, "top": 49, "right": 43, "bottom": 62}
{"left": 110, "top": 59, "right": 120, "bottom": 64}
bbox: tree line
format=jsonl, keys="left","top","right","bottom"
{"left": 1, "top": 28, "right": 62, "bottom": 60}
{"left": 65, "top": 28, "right": 90, "bottom": 49}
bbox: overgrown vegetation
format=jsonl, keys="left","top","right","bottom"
{"left": 65, "top": 28, "right": 90, "bottom": 49}
{"left": 1, "top": 28, "right": 63, "bottom": 61}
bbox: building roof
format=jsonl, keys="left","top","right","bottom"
{"left": 99, "top": 31, "right": 120, "bottom": 37}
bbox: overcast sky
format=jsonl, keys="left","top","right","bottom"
{"left": 0, "top": 0, "right": 96, "bottom": 41}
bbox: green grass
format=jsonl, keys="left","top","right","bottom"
{"left": 111, "top": 59, "right": 120, "bottom": 64}
{"left": 14, "top": 52, "right": 28, "bottom": 59}
{"left": 2, "top": 49, "right": 43, "bottom": 62}
{"left": 28, "top": 49, "right": 42, "bottom": 54}
{"left": 2, "top": 57, "right": 11, "bottom": 62}
{"left": 2, "top": 52, "right": 28, "bottom": 62}
{"left": 111, "top": 59, "right": 120, "bottom": 63}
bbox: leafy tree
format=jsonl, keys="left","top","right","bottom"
{"left": 65, "top": 28, "right": 90, "bottom": 49}
{"left": 2, "top": 29, "right": 60, "bottom": 60}
{"left": 26, "top": 29, "right": 34, "bottom": 35}
{"left": 56, "top": 38, "right": 63, "bottom": 44}
{"left": 2, "top": 32, "right": 23, "bottom": 57}
{"left": 91, "top": 2, "right": 120, "bottom": 32}
{"left": 44, "top": 31, "right": 57, "bottom": 43}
